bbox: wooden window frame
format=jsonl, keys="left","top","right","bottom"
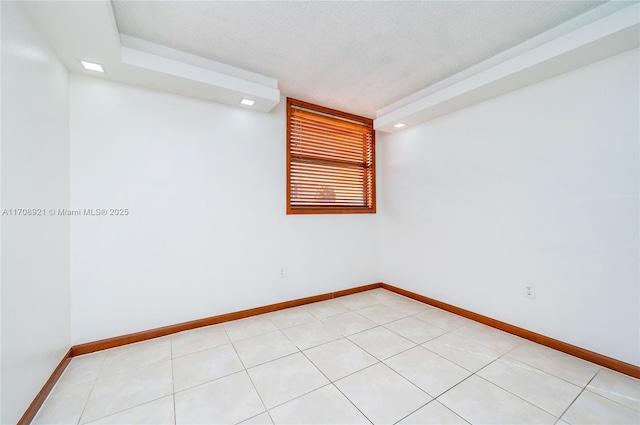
{"left": 286, "top": 98, "right": 376, "bottom": 215}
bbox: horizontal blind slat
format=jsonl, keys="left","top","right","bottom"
{"left": 287, "top": 98, "right": 375, "bottom": 212}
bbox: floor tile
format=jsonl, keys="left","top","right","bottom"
{"left": 349, "top": 326, "right": 415, "bottom": 360}
{"left": 223, "top": 316, "right": 278, "bottom": 342}
{"left": 398, "top": 400, "right": 468, "bottom": 424}
{"left": 240, "top": 412, "right": 274, "bottom": 424}
{"left": 304, "top": 338, "right": 377, "bottom": 381}
{"left": 172, "top": 343, "right": 244, "bottom": 392}
{"left": 507, "top": 342, "right": 600, "bottom": 387}
{"left": 335, "top": 362, "right": 431, "bottom": 424}
{"left": 233, "top": 330, "right": 299, "bottom": 368}
{"left": 322, "top": 311, "right": 377, "bottom": 336}
{"left": 356, "top": 304, "right": 408, "bottom": 324}
{"left": 269, "top": 384, "right": 369, "bottom": 424}
{"left": 438, "top": 375, "right": 556, "bottom": 424}
{"left": 84, "top": 395, "right": 174, "bottom": 424}
{"left": 100, "top": 337, "right": 171, "bottom": 377}
{"left": 477, "top": 356, "right": 582, "bottom": 417}
{"left": 170, "top": 324, "right": 229, "bottom": 358}
{"left": 423, "top": 332, "right": 501, "bottom": 372}
{"left": 386, "top": 346, "right": 471, "bottom": 397}
{"left": 561, "top": 390, "right": 640, "bottom": 424}
{"left": 247, "top": 352, "right": 329, "bottom": 409}
{"left": 453, "top": 323, "right": 525, "bottom": 354}
{"left": 335, "top": 292, "right": 379, "bottom": 310}
{"left": 58, "top": 352, "right": 105, "bottom": 385}
{"left": 268, "top": 307, "right": 318, "bottom": 329}
{"left": 303, "top": 299, "right": 350, "bottom": 319}
{"left": 587, "top": 368, "right": 640, "bottom": 411}
{"left": 282, "top": 321, "right": 341, "bottom": 350}
{"left": 32, "top": 381, "right": 93, "bottom": 425}
{"left": 175, "top": 371, "right": 265, "bottom": 424}
{"left": 31, "top": 288, "right": 640, "bottom": 425}
{"left": 385, "top": 317, "right": 448, "bottom": 344}
{"left": 364, "top": 288, "right": 404, "bottom": 304}
{"left": 414, "top": 308, "right": 474, "bottom": 331}
{"left": 81, "top": 360, "right": 173, "bottom": 423}
{"left": 378, "top": 294, "right": 432, "bottom": 315}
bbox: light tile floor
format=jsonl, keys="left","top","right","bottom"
{"left": 34, "top": 288, "right": 640, "bottom": 424}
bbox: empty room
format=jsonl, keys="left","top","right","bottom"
{"left": 1, "top": 0, "right": 639, "bottom": 424}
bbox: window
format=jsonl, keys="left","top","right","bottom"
{"left": 286, "top": 98, "right": 376, "bottom": 214}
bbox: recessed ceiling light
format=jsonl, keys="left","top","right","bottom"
{"left": 79, "top": 60, "right": 105, "bottom": 73}
{"left": 240, "top": 98, "right": 255, "bottom": 106}
{"left": 393, "top": 123, "right": 406, "bottom": 128}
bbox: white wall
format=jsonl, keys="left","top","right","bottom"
{"left": 0, "top": 2, "right": 71, "bottom": 423}
{"left": 379, "top": 48, "right": 639, "bottom": 365}
{"left": 0, "top": 4, "right": 636, "bottom": 422}
{"left": 69, "top": 75, "right": 379, "bottom": 344}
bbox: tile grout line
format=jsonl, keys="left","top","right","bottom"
{"left": 198, "top": 297, "right": 632, "bottom": 421}
{"left": 434, "top": 372, "right": 480, "bottom": 424}
{"left": 169, "top": 325, "right": 232, "bottom": 360}
{"left": 227, "top": 327, "right": 274, "bottom": 422}
{"left": 555, "top": 372, "right": 600, "bottom": 422}
{"left": 392, "top": 399, "right": 470, "bottom": 425}
{"left": 235, "top": 304, "right": 479, "bottom": 395}
{"left": 171, "top": 334, "right": 301, "bottom": 397}
{"left": 558, "top": 370, "right": 640, "bottom": 418}
{"left": 418, "top": 330, "right": 487, "bottom": 374}
{"left": 321, "top": 313, "right": 378, "bottom": 337}
{"left": 468, "top": 342, "right": 603, "bottom": 420}
{"left": 249, "top": 300, "right": 385, "bottom": 400}
{"left": 73, "top": 353, "right": 106, "bottom": 425}
{"left": 327, "top": 383, "right": 375, "bottom": 425}
{"left": 450, "top": 325, "right": 526, "bottom": 355}
{"left": 43, "top": 290, "right": 638, "bottom": 424}
{"left": 74, "top": 342, "right": 173, "bottom": 423}
{"left": 317, "top": 293, "right": 429, "bottom": 335}
{"left": 380, "top": 318, "right": 450, "bottom": 345}
{"left": 412, "top": 313, "right": 592, "bottom": 401}
{"left": 308, "top": 325, "right": 436, "bottom": 424}
{"left": 503, "top": 351, "right": 600, "bottom": 389}
{"left": 345, "top": 324, "right": 415, "bottom": 362}
{"left": 430, "top": 342, "right": 535, "bottom": 424}
{"left": 156, "top": 325, "right": 620, "bottom": 424}
{"left": 467, "top": 346, "right": 550, "bottom": 416}
{"left": 472, "top": 373, "right": 563, "bottom": 420}
{"left": 298, "top": 348, "right": 374, "bottom": 424}
{"left": 170, "top": 336, "right": 177, "bottom": 425}
{"left": 301, "top": 298, "right": 351, "bottom": 320}
{"left": 317, "top": 305, "right": 462, "bottom": 424}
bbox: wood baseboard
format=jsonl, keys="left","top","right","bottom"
{"left": 72, "top": 281, "right": 640, "bottom": 378}
{"left": 380, "top": 283, "right": 640, "bottom": 379}
{"left": 71, "top": 283, "right": 380, "bottom": 356}
{"left": 17, "top": 348, "right": 72, "bottom": 425}
{"left": 23, "top": 281, "right": 640, "bottom": 424}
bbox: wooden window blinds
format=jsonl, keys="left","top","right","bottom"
{"left": 287, "top": 98, "right": 376, "bottom": 214}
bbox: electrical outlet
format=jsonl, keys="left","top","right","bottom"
{"left": 524, "top": 284, "right": 536, "bottom": 299}
{"left": 279, "top": 267, "right": 286, "bottom": 279}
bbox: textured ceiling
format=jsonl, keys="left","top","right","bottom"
{"left": 111, "top": 1, "right": 603, "bottom": 118}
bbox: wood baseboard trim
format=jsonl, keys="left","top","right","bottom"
{"left": 17, "top": 348, "right": 72, "bottom": 425}
{"left": 71, "top": 283, "right": 381, "bottom": 357}
{"left": 23, "top": 285, "right": 379, "bottom": 423}
{"left": 24, "top": 281, "right": 639, "bottom": 424}
{"left": 381, "top": 283, "right": 640, "bottom": 379}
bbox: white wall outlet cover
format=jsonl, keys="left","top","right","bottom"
{"left": 524, "top": 284, "right": 536, "bottom": 299}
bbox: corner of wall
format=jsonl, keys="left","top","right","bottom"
{"left": 1, "top": 1, "right": 71, "bottom": 422}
